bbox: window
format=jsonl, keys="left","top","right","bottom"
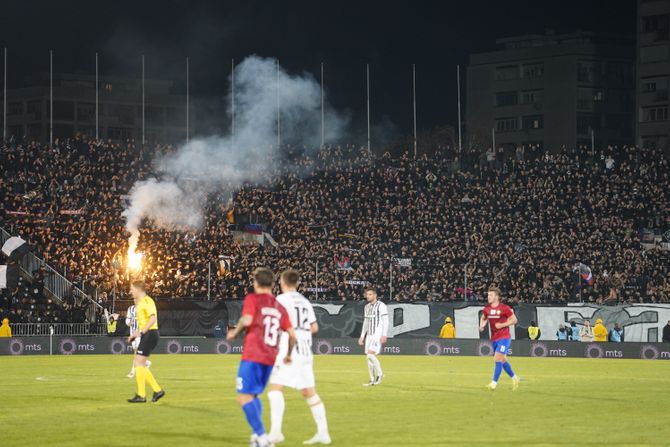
{"left": 108, "top": 104, "right": 135, "bottom": 125}
{"left": 77, "top": 103, "right": 95, "bottom": 123}
{"left": 641, "top": 106, "right": 668, "bottom": 122}
{"left": 496, "top": 117, "right": 518, "bottom": 132}
{"left": 27, "top": 101, "right": 42, "bottom": 120}
{"left": 521, "top": 63, "right": 544, "bottom": 79}
{"left": 108, "top": 127, "right": 134, "bottom": 141}
{"left": 577, "top": 61, "right": 601, "bottom": 83}
{"left": 606, "top": 114, "right": 632, "bottom": 138}
{"left": 495, "top": 65, "right": 519, "bottom": 81}
{"left": 495, "top": 91, "right": 517, "bottom": 107}
{"left": 577, "top": 88, "right": 603, "bottom": 110}
{"left": 642, "top": 81, "right": 657, "bottom": 92}
{"left": 53, "top": 101, "right": 75, "bottom": 121}
{"left": 8, "top": 102, "right": 23, "bottom": 115}
{"left": 146, "top": 106, "right": 164, "bottom": 126}
{"left": 522, "top": 115, "right": 543, "bottom": 130}
{"left": 520, "top": 89, "right": 543, "bottom": 105}
{"left": 642, "top": 14, "right": 670, "bottom": 40}
{"left": 577, "top": 113, "right": 600, "bottom": 134}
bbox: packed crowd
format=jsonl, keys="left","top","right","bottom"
{"left": 1, "top": 137, "right": 668, "bottom": 312}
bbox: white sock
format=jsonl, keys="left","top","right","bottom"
{"left": 267, "top": 390, "right": 285, "bottom": 437}
{"left": 366, "top": 355, "right": 375, "bottom": 381}
{"left": 130, "top": 366, "right": 135, "bottom": 374}
{"left": 306, "top": 395, "right": 329, "bottom": 436}
{"left": 368, "top": 354, "right": 382, "bottom": 378}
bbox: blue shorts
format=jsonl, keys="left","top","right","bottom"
{"left": 236, "top": 360, "right": 273, "bottom": 395}
{"left": 491, "top": 338, "right": 512, "bottom": 355}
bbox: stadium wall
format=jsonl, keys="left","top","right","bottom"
{"left": 1, "top": 337, "right": 669, "bottom": 359}
{"left": 154, "top": 301, "right": 670, "bottom": 342}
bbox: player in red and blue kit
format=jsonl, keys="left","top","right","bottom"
{"left": 227, "top": 267, "right": 296, "bottom": 447}
{"left": 479, "top": 286, "right": 520, "bottom": 391}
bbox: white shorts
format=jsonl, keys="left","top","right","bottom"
{"left": 365, "top": 336, "right": 382, "bottom": 355}
{"left": 270, "top": 358, "right": 315, "bottom": 390}
{"left": 131, "top": 337, "right": 140, "bottom": 351}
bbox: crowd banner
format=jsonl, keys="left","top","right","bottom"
{"left": 222, "top": 301, "right": 670, "bottom": 343}
{"left": 1, "top": 337, "right": 670, "bottom": 359}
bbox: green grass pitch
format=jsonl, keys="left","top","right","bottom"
{"left": 1, "top": 354, "right": 668, "bottom": 446}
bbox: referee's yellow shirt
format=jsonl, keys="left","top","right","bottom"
{"left": 136, "top": 295, "right": 158, "bottom": 331}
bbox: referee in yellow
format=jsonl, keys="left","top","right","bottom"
{"left": 127, "top": 280, "right": 165, "bottom": 403}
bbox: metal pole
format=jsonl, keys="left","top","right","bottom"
{"left": 412, "top": 63, "right": 417, "bottom": 159}
{"left": 207, "top": 261, "right": 211, "bottom": 301}
{"left": 49, "top": 50, "right": 53, "bottom": 146}
{"left": 491, "top": 127, "right": 496, "bottom": 153}
{"left": 315, "top": 261, "right": 319, "bottom": 300}
{"left": 231, "top": 59, "right": 235, "bottom": 140}
{"left": 186, "top": 56, "right": 189, "bottom": 144}
{"left": 276, "top": 58, "right": 280, "bottom": 147}
{"left": 3, "top": 47, "right": 6, "bottom": 142}
{"left": 457, "top": 64, "right": 462, "bottom": 153}
{"left": 590, "top": 128, "right": 595, "bottom": 156}
{"left": 389, "top": 259, "right": 393, "bottom": 301}
{"left": 320, "top": 62, "right": 325, "bottom": 147}
{"left": 95, "top": 52, "right": 99, "bottom": 140}
{"left": 366, "top": 64, "right": 371, "bottom": 153}
{"left": 141, "top": 54, "right": 145, "bottom": 145}
{"left": 463, "top": 263, "right": 467, "bottom": 301}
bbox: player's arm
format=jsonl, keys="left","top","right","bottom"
{"left": 310, "top": 322, "right": 319, "bottom": 334}
{"left": 226, "top": 314, "right": 252, "bottom": 340}
{"left": 284, "top": 327, "right": 297, "bottom": 364}
{"left": 379, "top": 303, "right": 389, "bottom": 344}
{"left": 358, "top": 313, "right": 368, "bottom": 345}
{"left": 479, "top": 312, "right": 488, "bottom": 332}
{"left": 129, "top": 314, "right": 156, "bottom": 342}
{"left": 495, "top": 311, "right": 518, "bottom": 329}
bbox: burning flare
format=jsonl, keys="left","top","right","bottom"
{"left": 127, "top": 232, "right": 144, "bottom": 272}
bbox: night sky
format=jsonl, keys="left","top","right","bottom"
{"left": 1, "top": 0, "right": 635, "bottom": 139}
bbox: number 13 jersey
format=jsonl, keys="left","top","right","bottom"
{"left": 241, "top": 292, "right": 292, "bottom": 366}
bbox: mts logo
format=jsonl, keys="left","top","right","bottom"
{"left": 78, "top": 344, "right": 95, "bottom": 351}
{"left": 661, "top": 352, "right": 670, "bottom": 359}
{"left": 232, "top": 346, "right": 243, "bottom": 354}
{"left": 548, "top": 349, "right": 567, "bottom": 357}
{"left": 442, "top": 346, "right": 460, "bottom": 355}
{"left": 333, "top": 346, "right": 350, "bottom": 353}
{"left": 182, "top": 345, "right": 199, "bottom": 353}
{"left": 604, "top": 350, "right": 623, "bottom": 358}
{"left": 383, "top": 346, "right": 400, "bottom": 354}
{"left": 25, "top": 344, "right": 42, "bottom": 351}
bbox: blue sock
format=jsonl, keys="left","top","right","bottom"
{"left": 502, "top": 362, "right": 515, "bottom": 378}
{"left": 253, "top": 397, "right": 262, "bottom": 414}
{"left": 242, "top": 400, "right": 265, "bottom": 436}
{"left": 493, "top": 361, "right": 503, "bottom": 383}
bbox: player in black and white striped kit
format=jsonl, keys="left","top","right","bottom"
{"left": 125, "top": 304, "right": 151, "bottom": 378}
{"left": 358, "top": 287, "right": 389, "bottom": 386}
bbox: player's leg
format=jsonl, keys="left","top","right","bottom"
{"left": 131, "top": 332, "right": 164, "bottom": 402}
{"left": 499, "top": 340, "right": 519, "bottom": 389}
{"left": 486, "top": 341, "right": 504, "bottom": 390}
{"left": 368, "top": 337, "right": 384, "bottom": 384}
{"left": 128, "top": 353, "right": 149, "bottom": 402}
{"left": 267, "top": 383, "right": 286, "bottom": 443}
{"left": 128, "top": 340, "right": 139, "bottom": 378}
{"left": 301, "top": 386, "right": 331, "bottom": 445}
{"left": 237, "top": 361, "right": 272, "bottom": 446}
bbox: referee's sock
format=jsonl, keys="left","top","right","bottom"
{"left": 135, "top": 366, "right": 147, "bottom": 398}
{"left": 492, "top": 361, "right": 503, "bottom": 383}
{"left": 242, "top": 400, "right": 265, "bottom": 436}
{"left": 502, "top": 361, "right": 516, "bottom": 378}
{"left": 144, "top": 367, "right": 162, "bottom": 393}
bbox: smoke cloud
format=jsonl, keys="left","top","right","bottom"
{"left": 122, "top": 55, "right": 348, "bottom": 247}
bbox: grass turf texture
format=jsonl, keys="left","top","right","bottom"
{"left": 1, "top": 355, "right": 668, "bottom": 446}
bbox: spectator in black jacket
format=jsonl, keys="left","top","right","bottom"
{"left": 663, "top": 320, "right": 670, "bottom": 343}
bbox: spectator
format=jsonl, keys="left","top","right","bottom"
{"left": 569, "top": 321, "right": 580, "bottom": 341}
{"left": 593, "top": 318, "right": 608, "bottom": 342}
{"left": 527, "top": 321, "right": 540, "bottom": 340}
{"left": 580, "top": 320, "right": 594, "bottom": 342}
{"left": 106, "top": 315, "right": 117, "bottom": 336}
{"left": 663, "top": 320, "right": 670, "bottom": 343}
{"left": 0, "top": 318, "right": 11, "bottom": 337}
{"left": 608, "top": 323, "right": 624, "bottom": 343}
{"left": 556, "top": 324, "right": 568, "bottom": 341}
{"left": 438, "top": 317, "right": 456, "bottom": 339}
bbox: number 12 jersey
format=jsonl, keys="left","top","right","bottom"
{"left": 241, "top": 292, "right": 292, "bottom": 366}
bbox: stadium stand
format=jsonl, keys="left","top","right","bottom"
{"left": 0, "top": 136, "right": 668, "bottom": 325}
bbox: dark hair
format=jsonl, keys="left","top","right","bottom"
{"left": 281, "top": 269, "right": 300, "bottom": 287}
{"left": 488, "top": 286, "right": 502, "bottom": 297}
{"left": 253, "top": 267, "right": 275, "bottom": 288}
{"left": 131, "top": 280, "right": 146, "bottom": 291}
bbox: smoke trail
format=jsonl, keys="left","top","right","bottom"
{"left": 122, "top": 55, "right": 348, "bottom": 251}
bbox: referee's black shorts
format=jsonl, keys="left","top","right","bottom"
{"left": 136, "top": 330, "right": 159, "bottom": 357}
